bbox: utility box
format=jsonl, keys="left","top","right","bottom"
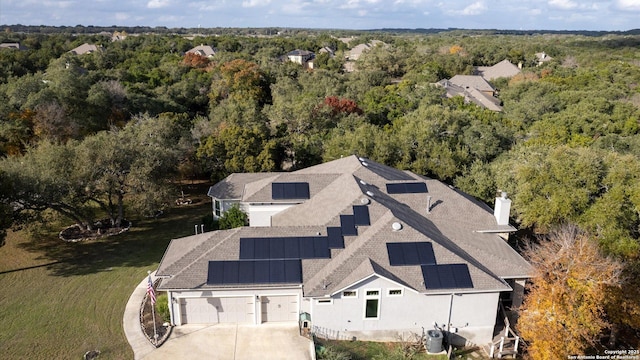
{"left": 426, "top": 330, "right": 443, "bottom": 353}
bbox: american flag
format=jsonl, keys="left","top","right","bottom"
{"left": 147, "top": 274, "right": 156, "bottom": 305}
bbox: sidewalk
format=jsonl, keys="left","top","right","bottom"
{"left": 123, "top": 272, "right": 157, "bottom": 360}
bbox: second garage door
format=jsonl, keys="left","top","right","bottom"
{"left": 261, "top": 295, "right": 298, "bottom": 322}
{"left": 181, "top": 297, "right": 254, "bottom": 324}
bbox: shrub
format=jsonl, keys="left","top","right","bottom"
{"left": 156, "top": 293, "right": 171, "bottom": 323}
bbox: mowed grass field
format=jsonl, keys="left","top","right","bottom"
{"left": 0, "top": 185, "right": 211, "bottom": 359}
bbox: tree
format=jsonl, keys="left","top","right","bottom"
{"left": 218, "top": 203, "right": 248, "bottom": 229}
{"left": 0, "top": 170, "right": 12, "bottom": 246}
{"left": 518, "top": 225, "right": 623, "bottom": 359}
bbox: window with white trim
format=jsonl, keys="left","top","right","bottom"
{"left": 388, "top": 289, "right": 403, "bottom": 296}
{"left": 342, "top": 290, "right": 357, "bottom": 298}
{"left": 364, "top": 289, "right": 380, "bottom": 319}
{"left": 214, "top": 200, "right": 221, "bottom": 217}
{"left": 317, "top": 299, "right": 333, "bottom": 305}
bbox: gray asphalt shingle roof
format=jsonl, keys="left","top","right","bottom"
{"left": 158, "top": 155, "right": 532, "bottom": 295}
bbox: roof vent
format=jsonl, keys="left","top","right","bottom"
{"left": 358, "top": 157, "right": 366, "bottom": 162}
{"left": 391, "top": 222, "right": 403, "bottom": 231}
{"left": 361, "top": 198, "right": 371, "bottom": 205}
{"left": 359, "top": 179, "right": 368, "bottom": 185}
{"left": 362, "top": 162, "right": 369, "bottom": 167}
{"left": 366, "top": 191, "right": 374, "bottom": 197}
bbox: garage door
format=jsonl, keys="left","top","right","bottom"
{"left": 261, "top": 295, "right": 298, "bottom": 323}
{"left": 181, "top": 297, "right": 253, "bottom": 324}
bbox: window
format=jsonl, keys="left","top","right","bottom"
{"left": 364, "top": 289, "right": 380, "bottom": 319}
{"left": 388, "top": 289, "right": 403, "bottom": 296}
{"left": 342, "top": 290, "right": 357, "bottom": 298}
{"left": 317, "top": 299, "right": 333, "bottom": 305}
{"left": 214, "top": 200, "right": 221, "bottom": 217}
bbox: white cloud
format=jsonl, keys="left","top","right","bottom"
{"left": 147, "top": 0, "right": 170, "bottom": 9}
{"left": 115, "top": 12, "right": 130, "bottom": 21}
{"left": 548, "top": 0, "right": 578, "bottom": 10}
{"left": 460, "top": 1, "right": 487, "bottom": 15}
{"left": 614, "top": 0, "right": 640, "bottom": 11}
{"left": 242, "top": 0, "right": 271, "bottom": 8}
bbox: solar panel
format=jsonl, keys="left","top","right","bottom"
{"left": 284, "top": 237, "right": 300, "bottom": 258}
{"left": 387, "top": 242, "right": 436, "bottom": 266}
{"left": 239, "top": 237, "right": 255, "bottom": 259}
{"left": 272, "top": 182, "right": 310, "bottom": 200}
{"left": 326, "top": 227, "right": 344, "bottom": 248}
{"left": 238, "top": 261, "right": 254, "bottom": 283}
{"left": 207, "top": 261, "right": 225, "bottom": 284}
{"left": 254, "top": 239, "right": 270, "bottom": 260}
{"left": 299, "top": 237, "right": 315, "bottom": 258}
{"left": 386, "top": 182, "right": 428, "bottom": 194}
{"left": 387, "top": 243, "right": 405, "bottom": 266}
{"left": 352, "top": 205, "right": 371, "bottom": 226}
{"left": 437, "top": 264, "right": 457, "bottom": 289}
{"left": 270, "top": 237, "right": 285, "bottom": 259}
{"left": 421, "top": 264, "right": 474, "bottom": 289}
{"left": 223, "top": 261, "right": 239, "bottom": 284}
{"left": 254, "top": 261, "right": 270, "bottom": 283}
{"left": 416, "top": 242, "right": 436, "bottom": 265}
{"left": 406, "top": 182, "right": 428, "bottom": 193}
{"left": 340, "top": 215, "right": 357, "bottom": 236}
{"left": 313, "top": 237, "right": 330, "bottom": 258}
{"left": 272, "top": 183, "right": 284, "bottom": 199}
{"left": 270, "top": 259, "right": 286, "bottom": 283}
{"left": 402, "top": 243, "right": 420, "bottom": 265}
{"left": 284, "top": 260, "right": 302, "bottom": 283}
{"left": 451, "top": 264, "right": 473, "bottom": 288}
{"left": 421, "top": 265, "right": 441, "bottom": 289}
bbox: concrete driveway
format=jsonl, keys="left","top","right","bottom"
{"left": 142, "top": 323, "right": 313, "bottom": 360}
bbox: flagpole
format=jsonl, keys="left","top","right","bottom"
{"left": 148, "top": 270, "right": 158, "bottom": 346}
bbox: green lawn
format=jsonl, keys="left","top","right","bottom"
{"left": 0, "top": 187, "right": 211, "bottom": 359}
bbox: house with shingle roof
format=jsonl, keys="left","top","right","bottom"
{"left": 436, "top": 77, "right": 503, "bottom": 112}
{"left": 476, "top": 59, "right": 521, "bottom": 81}
{"left": 156, "top": 156, "right": 531, "bottom": 347}
{"left": 186, "top": 44, "right": 217, "bottom": 58}
{"left": 0, "top": 42, "right": 28, "bottom": 50}
{"left": 68, "top": 43, "right": 102, "bottom": 55}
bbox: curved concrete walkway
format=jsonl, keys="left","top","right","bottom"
{"left": 123, "top": 273, "right": 313, "bottom": 360}
{"left": 123, "top": 272, "right": 157, "bottom": 360}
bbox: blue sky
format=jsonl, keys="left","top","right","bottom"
{"left": 1, "top": 0, "right": 639, "bottom": 31}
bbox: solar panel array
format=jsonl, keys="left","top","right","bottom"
{"left": 240, "top": 236, "right": 331, "bottom": 260}
{"left": 386, "top": 242, "right": 474, "bottom": 290}
{"left": 421, "top": 264, "right": 473, "bottom": 289}
{"left": 272, "top": 182, "right": 310, "bottom": 200}
{"left": 386, "top": 242, "right": 436, "bottom": 266}
{"left": 208, "top": 202, "right": 372, "bottom": 286}
{"left": 207, "top": 259, "right": 302, "bottom": 285}
{"left": 386, "top": 182, "right": 428, "bottom": 194}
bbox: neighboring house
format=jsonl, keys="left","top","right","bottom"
{"left": 286, "top": 49, "right": 315, "bottom": 67}
{"left": 0, "top": 42, "right": 28, "bottom": 50}
{"left": 345, "top": 40, "right": 385, "bottom": 61}
{"left": 476, "top": 59, "right": 521, "bottom": 81}
{"left": 69, "top": 43, "right": 102, "bottom": 55}
{"left": 534, "top": 52, "right": 553, "bottom": 66}
{"left": 187, "top": 44, "right": 217, "bottom": 58}
{"left": 318, "top": 46, "right": 335, "bottom": 57}
{"left": 157, "top": 156, "right": 531, "bottom": 348}
{"left": 437, "top": 75, "right": 503, "bottom": 111}
{"left": 436, "top": 79, "right": 503, "bottom": 112}
{"left": 111, "top": 31, "right": 128, "bottom": 42}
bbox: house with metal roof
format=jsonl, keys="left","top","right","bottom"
{"left": 156, "top": 156, "right": 531, "bottom": 347}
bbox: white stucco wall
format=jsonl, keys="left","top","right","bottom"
{"left": 309, "top": 276, "right": 499, "bottom": 345}
{"left": 248, "top": 204, "right": 295, "bottom": 227}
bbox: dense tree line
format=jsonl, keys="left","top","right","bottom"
{"left": 1, "top": 30, "right": 640, "bottom": 353}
